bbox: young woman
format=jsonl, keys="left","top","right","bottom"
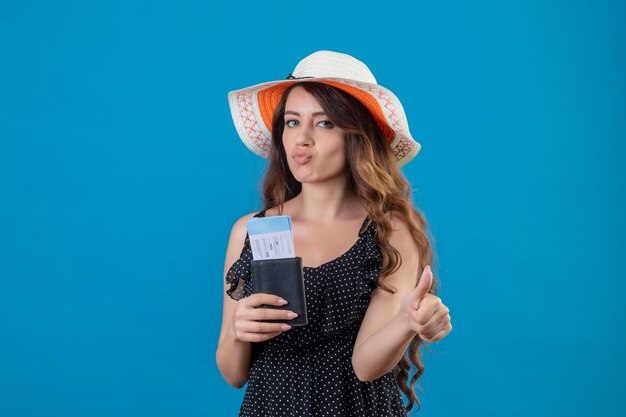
{"left": 216, "top": 51, "right": 452, "bottom": 416}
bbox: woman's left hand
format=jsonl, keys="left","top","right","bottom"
{"left": 400, "top": 265, "right": 452, "bottom": 343}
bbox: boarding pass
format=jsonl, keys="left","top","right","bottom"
{"left": 246, "top": 215, "right": 296, "bottom": 260}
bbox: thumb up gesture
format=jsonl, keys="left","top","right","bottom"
{"left": 400, "top": 265, "right": 452, "bottom": 343}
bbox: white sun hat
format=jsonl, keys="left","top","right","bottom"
{"left": 227, "top": 50, "right": 421, "bottom": 166}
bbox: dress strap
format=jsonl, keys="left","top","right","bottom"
{"left": 358, "top": 216, "right": 373, "bottom": 237}
{"left": 244, "top": 209, "right": 267, "bottom": 248}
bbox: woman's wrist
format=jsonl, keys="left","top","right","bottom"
{"left": 394, "top": 309, "right": 418, "bottom": 340}
{"left": 228, "top": 322, "right": 245, "bottom": 343}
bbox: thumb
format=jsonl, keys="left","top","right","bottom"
{"left": 410, "top": 265, "right": 433, "bottom": 310}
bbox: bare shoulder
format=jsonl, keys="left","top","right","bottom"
{"left": 223, "top": 211, "right": 259, "bottom": 275}
{"left": 229, "top": 211, "right": 258, "bottom": 242}
{"left": 388, "top": 211, "right": 410, "bottom": 229}
{"left": 375, "top": 211, "right": 420, "bottom": 288}
{"left": 387, "top": 211, "right": 416, "bottom": 247}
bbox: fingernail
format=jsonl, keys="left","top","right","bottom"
{"left": 281, "top": 324, "right": 292, "bottom": 331}
{"left": 287, "top": 312, "right": 298, "bottom": 319}
{"left": 278, "top": 298, "right": 288, "bottom": 305}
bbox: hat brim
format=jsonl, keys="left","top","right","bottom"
{"left": 228, "top": 77, "right": 421, "bottom": 167}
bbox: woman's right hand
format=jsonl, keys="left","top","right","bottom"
{"left": 229, "top": 293, "right": 299, "bottom": 343}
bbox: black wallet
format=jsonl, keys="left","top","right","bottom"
{"left": 251, "top": 256, "right": 308, "bottom": 326}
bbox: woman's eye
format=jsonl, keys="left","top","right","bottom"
{"left": 317, "top": 120, "right": 334, "bottom": 128}
{"left": 285, "top": 119, "right": 298, "bottom": 127}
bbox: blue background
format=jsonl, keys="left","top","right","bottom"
{"left": 1, "top": 0, "right": 624, "bottom": 416}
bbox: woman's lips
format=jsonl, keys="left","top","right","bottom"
{"left": 293, "top": 153, "right": 312, "bottom": 164}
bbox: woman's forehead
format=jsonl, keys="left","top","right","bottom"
{"left": 284, "top": 86, "right": 325, "bottom": 114}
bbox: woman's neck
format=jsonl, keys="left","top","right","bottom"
{"left": 286, "top": 178, "right": 364, "bottom": 223}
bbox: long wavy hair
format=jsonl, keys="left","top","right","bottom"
{"left": 261, "top": 82, "right": 438, "bottom": 413}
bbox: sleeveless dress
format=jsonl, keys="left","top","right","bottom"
{"left": 225, "top": 210, "right": 408, "bottom": 417}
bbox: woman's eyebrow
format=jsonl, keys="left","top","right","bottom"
{"left": 284, "top": 110, "right": 327, "bottom": 117}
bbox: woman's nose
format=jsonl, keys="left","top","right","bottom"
{"left": 295, "top": 124, "right": 314, "bottom": 147}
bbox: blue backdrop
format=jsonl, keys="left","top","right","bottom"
{"left": 1, "top": 0, "right": 624, "bottom": 416}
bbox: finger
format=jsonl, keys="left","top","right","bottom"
{"left": 409, "top": 266, "right": 433, "bottom": 309}
{"left": 422, "top": 324, "right": 452, "bottom": 343}
{"left": 408, "top": 299, "right": 444, "bottom": 325}
{"left": 239, "top": 321, "right": 292, "bottom": 334}
{"left": 409, "top": 308, "right": 448, "bottom": 336}
{"left": 248, "top": 307, "right": 299, "bottom": 322}
{"left": 419, "top": 324, "right": 440, "bottom": 341}
{"left": 430, "top": 313, "right": 451, "bottom": 332}
{"left": 408, "top": 311, "right": 434, "bottom": 336}
{"left": 412, "top": 297, "right": 442, "bottom": 324}
{"left": 419, "top": 304, "right": 449, "bottom": 327}
{"left": 436, "top": 309, "right": 451, "bottom": 325}
{"left": 242, "top": 331, "right": 284, "bottom": 343}
{"left": 243, "top": 293, "right": 289, "bottom": 307}
{"left": 419, "top": 315, "right": 451, "bottom": 341}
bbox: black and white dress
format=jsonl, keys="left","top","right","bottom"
{"left": 226, "top": 210, "right": 408, "bottom": 417}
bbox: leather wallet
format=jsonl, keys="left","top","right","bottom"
{"left": 251, "top": 256, "right": 308, "bottom": 326}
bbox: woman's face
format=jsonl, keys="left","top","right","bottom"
{"left": 281, "top": 86, "right": 348, "bottom": 184}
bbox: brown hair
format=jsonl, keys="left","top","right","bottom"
{"left": 262, "top": 82, "right": 438, "bottom": 413}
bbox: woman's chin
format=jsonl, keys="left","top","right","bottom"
{"left": 292, "top": 167, "right": 315, "bottom": 183}
{"left": 294, "top": 174, "right": 315, "bottom": 183}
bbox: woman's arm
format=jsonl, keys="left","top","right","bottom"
{"left": 351, "top": 214, "right": 451, "bottom": 382}
{"left": 216, "top": 213, "right": 255, "bottom": 388}
{"left": 216, "top": 213, "right": 299, "bottom": 388}
{"left": 216, "top": 290, "right": 252, "bottom": 388}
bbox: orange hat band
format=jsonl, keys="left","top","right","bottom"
{"left": 257, "top": 81, "right": 396, "bottom": 143}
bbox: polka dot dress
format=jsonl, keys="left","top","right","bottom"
{"left": 226, "top": 210, "right": 408, "bottom": 417}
